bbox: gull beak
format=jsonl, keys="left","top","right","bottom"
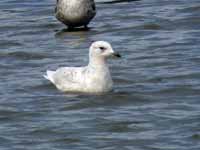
{"left": 112, "top": 52, "right": 121, "bottom": 58}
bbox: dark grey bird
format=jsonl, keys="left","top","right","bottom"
{"left": 55, "top": 0, "right": 96, "bottom": 29}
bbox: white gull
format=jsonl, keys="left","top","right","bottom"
{"left": 44, "top": 41, "right": 121, "bottom": 93}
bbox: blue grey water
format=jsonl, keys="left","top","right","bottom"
{"left": 0, "top": 0, "right": 200, "bottom": 149}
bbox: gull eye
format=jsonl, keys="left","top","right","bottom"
{"left": 99, "top": 46, "right": 106, "bottom": 51}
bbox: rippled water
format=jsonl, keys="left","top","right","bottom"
{"left": 0, "top": 0, "right": 200, "bottom": 149}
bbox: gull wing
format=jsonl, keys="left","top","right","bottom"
{"left": 52, "top": 67, "right": 87, "bottom": 90}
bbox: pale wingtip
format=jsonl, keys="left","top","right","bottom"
{"left": 43, "top": 74, "right": 48, "bottom": 80}
{"left": 43, "top": 70, "right": 55, "bottom": 84}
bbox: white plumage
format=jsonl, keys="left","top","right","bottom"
{"left": 44, "top": 41, "right": 121, "bottom": 93}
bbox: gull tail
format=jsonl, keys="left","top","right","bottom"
{"left": 43, "top": 70, "right": 56, "bottom": 84}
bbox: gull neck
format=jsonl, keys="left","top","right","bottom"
{"left": 88, "top": 56, "right": 108, "bottom": 69}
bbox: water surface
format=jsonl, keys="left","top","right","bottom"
{"left": 0, "top": 0, "right": 200, "bottom": 149}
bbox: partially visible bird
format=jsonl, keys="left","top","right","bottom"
{"left": 55, "top": 0, "right": 96, "bottom": 29}
{"left": 44, "top": 41, "right": 121, "bottom": 93}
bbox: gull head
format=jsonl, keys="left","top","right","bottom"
{"left": 89, "top": 41, "right": 121, "bottom": 60}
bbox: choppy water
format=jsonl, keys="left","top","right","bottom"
{"left": 0, "top": 0, "right": 200, "bottom": 149}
